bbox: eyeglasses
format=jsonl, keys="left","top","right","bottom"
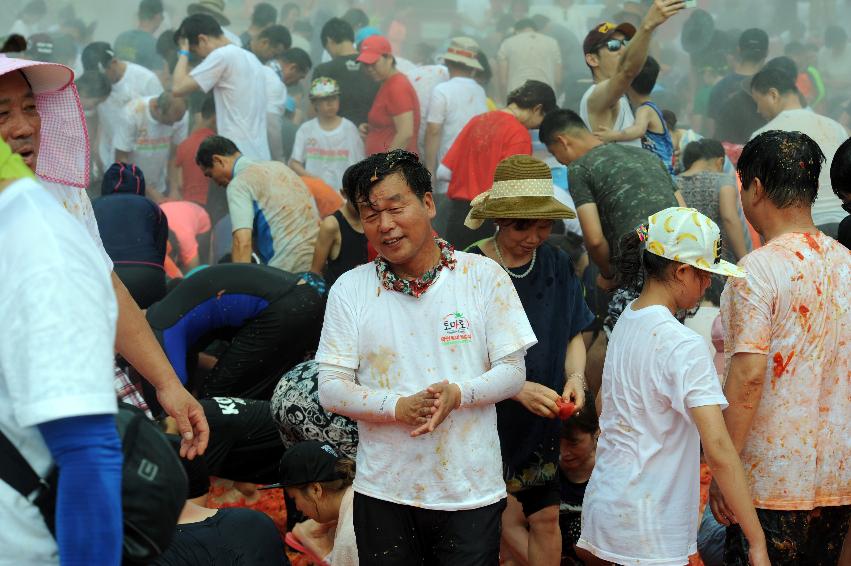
{"left": 596, "top": 39, "right": 628, "bottom": 53}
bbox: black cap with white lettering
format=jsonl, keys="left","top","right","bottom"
{"left": 259, "top": 441, "right": 343, "bottom": 490}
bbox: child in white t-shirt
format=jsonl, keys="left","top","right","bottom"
{"left": 577, "top": 207, "right": 769, "bottom": 566}
{"left": 290, "top": 77, "right": 365, "bottom": 190}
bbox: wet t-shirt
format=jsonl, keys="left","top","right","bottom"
{"left": 315, "top": 252, "right": 536, "bottom": 510}
{"left": 721, "top": 232, "right": 851, "bottom": 510}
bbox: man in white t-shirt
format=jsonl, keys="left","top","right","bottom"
{"left": 114, "top": 92, "right": 189, "bottom": 202}
{"left": 290, "top": 77, "right": 364, "bottom": 189}
{"left": 80, "top": 41, "right": 164, "bottom": 175}
{"left": 424, "top": 37, "right": 488, "bottom": 193}
{"left": 172, "top": 13, "right": 270, "bottom": 161}
{"left": 579, "top": 1, "right": 683, "bottom": 147}
{"left": 749, "top": 66, "right": 849, "bottom": 234}
{"left": 316, "top": 149, "right": 537, "bottom": 564}
{"left": 0, "top": 54, "right": 209, "bottom": 460}
{"left": 0, "top": 152, "right": 121, "bottom": 565}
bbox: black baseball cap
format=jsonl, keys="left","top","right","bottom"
{"left": 739, "top": 28, "right": 769, "bottom": 57}
{"left": 259, "top": 441, "right": 344, "bottom": 490}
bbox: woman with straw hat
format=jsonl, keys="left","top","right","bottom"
{"left": 466, "top": 155, "right": 595, "bottom": 566}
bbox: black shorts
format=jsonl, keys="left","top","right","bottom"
{"left": 353, "top": 492, "right": 506, "bottom": 566}
{"left": 513, "top": 477, "right": 562, "bottom": 518}
{"left": 725, "top": 505, "right": 851, "bottom": 566}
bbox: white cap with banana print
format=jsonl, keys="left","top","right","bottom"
{"left": 643, "top": 207, "right": 746, "bottom": 278}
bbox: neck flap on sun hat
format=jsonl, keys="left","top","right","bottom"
{"left": 0, "top": 54, "right": 90, "bottom": 189}
{"left": 0, "top": 136, "right": 36, "bottom": 181}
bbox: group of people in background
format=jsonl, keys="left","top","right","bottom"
{"left": 1, "top": 0, "right": 850, "bottom": 565}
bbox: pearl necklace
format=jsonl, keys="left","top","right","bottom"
{"left": 494, "top": 240, "right": 537, "bottom": 279}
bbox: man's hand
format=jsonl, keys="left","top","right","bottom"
{"left": 708, "top": 479, "right": 737, "bottom": 526}
{"left": 156, "top": 383, "right": 209, "bottom": 459}
{"left": 513, "top": 382, "right": 560, "bottom": 418}
{"left": 643, "top": 0, "right": 686, "bottom": 30}
{"left": 358, "top": 123, "right": 370, "bottom": 139}
{"left": 562, "top": 373, "right": 586, "bottom": 413}
{"left": 411, "top": 380, "right": 461, "bottom": 437}
{"left": 395, "top": 390, "right": 439, "bottom": 427}
{"left": 177, "top": 37, "right": 190, "bottom": 52}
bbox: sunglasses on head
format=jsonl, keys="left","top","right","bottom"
{"left": 596, "top": 38, "right": 628, "bottom": 53}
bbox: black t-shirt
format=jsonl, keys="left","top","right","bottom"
{"left": 838, "top": 215, "right": 851, "bottom": 250}
{"left": 152, "top": 508, "right": 289, "bottom": 565}
{"left": 559, "top": 469, "right": 588, "bottom": 564}
{"left": 709, "top": 73, "right": 766, "bottom": 143}
{"left": 311, "top": 54, "right": 380, "bottom": 126}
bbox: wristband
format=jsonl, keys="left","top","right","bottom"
{"left": 178, "top": 49, "right": 190, "bottom": 57}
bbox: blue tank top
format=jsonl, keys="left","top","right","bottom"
{"left": 639, "top": 101, "right": 675, "bottom": 175}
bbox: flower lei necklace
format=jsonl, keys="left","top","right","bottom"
{"left": 374, "top": 238, "right": 456, "bottom": 298}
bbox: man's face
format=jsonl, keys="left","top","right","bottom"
{"left": 358, "top": 172, "right": 436, "bottom": 267}
{"left": 201, "top": 155, "right": 232, "bottom": 187}
{"left": 191, "top": 35, "right": 215, "bottom": 59}
{"left": 282, "top": 63, "right": 307, "bottom": 86}
{"left": 751, "top": 88, "right": 781, "bottom": 120}
{"left": 586, "top": 32, "right": 627, "bottom": 80}
{"left": 251, "top": 38, "right": 283, "bottom": 63}
{"left": 0, "top": 71, "right": 41, "bottom": 170}
{"left": 546, "top": 134, "right": 581, "bottom": 166}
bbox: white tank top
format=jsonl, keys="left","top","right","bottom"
{"left": 579, "top": 84, "right": 642, "bottom": 147}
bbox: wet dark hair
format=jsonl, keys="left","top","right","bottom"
{"left": 344, "top": 150, "right": 432, "bottom": 209}
{"left": 514, "top": 18, "right": 538, "bottom": 32}
{"left": 475, "top": 51, "right": 492, "bottom": 84}
{"left": 682, "top": 138, "right": 725, "bottom": 171}
{"left": 737, "top": 130, "right": 824, "bottom": 209}
{"left": 321, "top": 17, "right": 355, "bottom": 46}
{"left": 139, "top": 0, "right": 163, "bottom": 21}
{"left": 538, "top": 108, "right": 588, "bottom": 145}
{"left": 614, "top": 228, "right": 677, "bottom": 289}
{"left": 175, "top": 14, "right": 223, "bottom": 47}
{"left": 251, "top": 2, "right": 278, "bottom": 27}
{"left": 497, "top": 219, "right": 554, "bottom": 231}
{"left": 631, "top": 55, "right": 660, "bottom": 96}
{"left": 762, "top": 56, "right": 798, "bottom": 81}
{"left": 195, "top": 135, "right": 240, "bottom": 168}
{"left": 830, "top": 137, "right": 851, "bottom": 198}
{"left": 506, "top": 80, "right": 557, "bottom": 115}
{"left": 751, "top": 67, "right": 798, "bottom": 96}
{"left": 560, "top": 389, "right": 599, "bottom": 438}
{"left": 81, "top": 41, "right": 115, "bottom": 72}
{"left": 281, "top": 47, "right": 312, "bottom": 72}
{"left": 825, "top": 25, "right": 848, "bottom": 49}
{"left": 75, "top": 70, "right": 111, "bottom": 99}
{"left": 342, "top": 8, "right": 369, "bottom": 29}
{"left": 259, "top": 24, "right": 292, "bottom": 49}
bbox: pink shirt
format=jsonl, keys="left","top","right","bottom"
{"left": 159, "top": 201, "right": 211, "bottom": 265}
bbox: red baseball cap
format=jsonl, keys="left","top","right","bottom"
{"left": 583, "top": 22, "right": 637, "bottom": 54}
{"left": 356, "top": 35, "right": 393, "bottom": 65}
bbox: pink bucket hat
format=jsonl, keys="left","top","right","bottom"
{"left": 0, "top": 54, "right": 90, "bottom": 188}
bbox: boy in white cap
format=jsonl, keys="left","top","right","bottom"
{"left": 290, "top": 77, "right": 365, "bottom": 190}
{"left": 577, "top": 207, "right": 769, "bottom": 566}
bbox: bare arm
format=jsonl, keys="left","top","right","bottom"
{"left": 424, "top": 122, "right": 443, "bottom": 175}
{"left": 288, "top": 158, "right": 310, "bottom": 177}
{"left": 722, "top": 352, "right": 768, "bottom": 453}
{"left": 587, "top": 0, "right": 685, "bottom": 116}
{"left": 576, "top": 203, "right": 613, "bottom": 278}
{"left": 171, "top": 40, "right": 200, "bottom": 97}
{"left": 231, "top": 228, "right": 253, "bottom": 263}
{"left": 562, "top": 332, "right": 588, "bottom": 411}
{"left": 719, "top": 184, "right": 749, "bottom": 260}
{"left": 167, "top": 157, "right": 182, "bottom": 200}
{"left": 595, "top": 104, "right": 652, "bottom": 142}
{"left": 388, "top": 111, "right": 415, "bottom": 151}
{"left": 111, "top": 273, "right": 208, "bottom": 458}
{"left": 115, "top": 149, "right": 131, "bottom": 164}
{"left": 310, "top": 215, "right": 340, "bottom": 275}
{"left": 674, "top": 189, "right": 686, "bottom": 207}
{"left": 692, "top": 405, "right": 769, "bottom": 562}
{"left": 267, "top": 114, "right": 284, "bottom": 162}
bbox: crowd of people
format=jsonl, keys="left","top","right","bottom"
{"left": 1, "top": 0, "right": 849, "bottom": 565}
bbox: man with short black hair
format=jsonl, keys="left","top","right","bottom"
{"left": 832, "top": 138, "right": 851, "bottom": 249}
{"left": 708, "top": 28, "right": 769, "bottom": 143}
{"left": 248, "top": 25, "right": 293, "bottom": 161}
{"left": 195, "top": 135, "right": 319, "bottom": 272}
{"left": 172, "top": 13, "right": 271, "bottom": 160}
{"left": 250, "top": 25, "right": 292, "bottom": 63}
{"left": 749, "top": 67, "right": 848, "bottom": 235}
{"left": 277, "top": 47, "right": 313, "bottom": 87}
{"left": 579, "top": 0, "right": 684, "bottom": 146}
{"left": 316, "top": 150, "right": 536, "bottom": 564}
{"left": 713, "top": 130, "right": 851, "bottom": 566}
{"left": 312, "top": 17, "right": 379, "bottom": 126}
{"left": 114, "top": 0, "right": 165, "bottom": 71}
{"left": 240, "top": 2, "right": 278, "bottom": 48}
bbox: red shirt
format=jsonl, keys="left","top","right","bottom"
{"left": 175, "top": 127, "right": 215, "bottom": 205}
{"left": 441, "top": 111, "right": 531, "bottom": 201}
{"left": 366, "top": 72, "right": 420, "bottom": 156}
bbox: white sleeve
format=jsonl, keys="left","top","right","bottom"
{"left": 112, "top": 106, "right": 137, "bottom": 153}
{"left": 480, "top": 259, "right": 537, "bottom": 360}
{"left": 346, "top": 120, "right": 365, "bottom": 162}
{"left": 427, "top": 86, "right": 448, "bottom": 124}
{"left": 291, "top": 123, "right": 307, "bottom": 163}
{"left": 664, "top": 335, "right": 728, "bottom": 416}
{"left": 264, "top": 68, "right": 287, "bottom": 116}
{"left": 457, "top": 350, "right": 526, "bottom": 408}
{"left": 318, "top": 363, "right": 401, "bottom": 422}
{"left": 190, "top": 48, "right": 227, "bottom": 93}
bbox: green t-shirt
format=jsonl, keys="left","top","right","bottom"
{"left": 568, "top": 143, "right": 680, "bottom": 254}
{"left": 114, "top": 30, "right": 163, "bottom": 71}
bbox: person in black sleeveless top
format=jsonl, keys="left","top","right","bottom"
{"left": 310, "top": 163, "right": 368, "bottom": 287}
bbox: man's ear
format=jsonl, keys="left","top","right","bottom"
{"left": 585, "top": 52, "right": 599, "bottom": 69}
{"left": 750, "top": 177, "right": 767, "bottom": 205}
{"left": 211, "top": 154, "right": 225, "bottom": 169}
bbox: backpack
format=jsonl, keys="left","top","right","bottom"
{"left": 0, "top": 403, "right": 188, "bottom": 564}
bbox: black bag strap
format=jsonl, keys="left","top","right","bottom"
{"left": 0, "top": 427, "right": 58, "bottom": 536}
